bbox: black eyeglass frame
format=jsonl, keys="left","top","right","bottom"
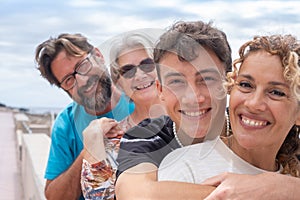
{"left": 59, "top": 52, "right": 93, "bottom": 90}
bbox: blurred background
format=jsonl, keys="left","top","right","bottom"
{"left": 1, "top": 0, "right": 300, "bottom": 114}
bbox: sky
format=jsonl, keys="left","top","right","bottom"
{"left": 1, "top": 0, "right": 300, "bottom": 110}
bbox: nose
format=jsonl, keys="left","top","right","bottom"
{"left": 75, "top": 73, "right": 89, "bottom": 87}
{"left": 134, "top": 67, "right": 148, "bottom": 80}
{"left": 181, "top": 84, "right": 205, "bottom": 105}
{"left": 244, "top": 90, "right": 267, "bottom": 112}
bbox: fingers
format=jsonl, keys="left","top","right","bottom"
{"left": 105, "top": 126, "right": 124, "bottom": 138}
{"left": 202, "top": 173, "right": 226, "bottom": 186}
{"left": 83, "top": 117, "right": 125, "bottom": 162}
{"left": 102, "top": 119, "right": 124, "bottom": 138}
{"left": 203, "top": 174, "right": 228, "bottom": 200}
{"left": 96, "top": 117, "right": 125, "bottom": 138}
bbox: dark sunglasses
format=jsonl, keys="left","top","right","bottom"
{"left": 118, "top": 58, "right": 155, "bottom": 79}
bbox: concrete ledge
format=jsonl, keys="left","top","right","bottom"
{"left": 14, "top": 113, "right": 31, "bottom": 133}
{"left": 29, "top": 124, "right": 50, "bottom": 134}
{"left": 14, "top": 113, "right": 29, "bottom": 122}
{"left": 16, "top": 129, "right": 23, "bottom": 162}
{"left": 21, "top": 134, "right": 50, "bottom": 200}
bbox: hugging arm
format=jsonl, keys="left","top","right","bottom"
{"left": 45, "top": 152, "right": 83, "bottom": 200}
{"left": 203, "top": 172, "right": 300, "bottom": 200}
{"left": 115, "top": 163, "right": 215, "bottom": 200}
{"left": 115, "top": 117, "right": 215, "bottom": 200}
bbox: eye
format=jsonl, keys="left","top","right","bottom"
{"left": 77, "top": 59, "right": 90, "bottom": 72}
{"left": 168, "top": 79, "right": 185, "bottom": 85}
{"left": 236, "top": 81, "right": 253, "bottom": 92}
{"left": 270, "top": 89, "right": 287, "bottom": 97}
{"left": 239, "top": 81, "right": 251, "bottom": 88}
{"left": 204, "top": 75, "right": 221, "bottom": 84}
{"left": 202, "top": 76, "right": 215, "bottom": 82}
{"left": 64, "top": 76, "right": 76, "bottom": 87}
{"left": 196, "top": 73, "right": 222, "bottom": 87}
{"left": 165, "top": 77, "right": 187, "bottom": 91}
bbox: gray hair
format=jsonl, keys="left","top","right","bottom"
{"left": 109, "top": 31, "right": 156, "bottom": 84}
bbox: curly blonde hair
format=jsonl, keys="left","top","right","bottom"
{"left": 227, "top": 34, "right": 300, "bottom": 177}
{"left": 227, "top": 34, "right": 300, "bottom": 100}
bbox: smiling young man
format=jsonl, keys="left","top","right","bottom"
{"left": 115, "top": 22, "right": 300, "bottom": 200}
{"left": 115, "top": 20, "right": 232, "bottom": 200}
{"left": 35, "top": 33, "right": 134, "bottom": 200}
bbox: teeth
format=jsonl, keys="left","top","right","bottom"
{"left": 242, "top": 116, "right": 267, "bottom": 127}
{"left": 135, "top": 82, "right": 153, "bottom": 90}
{"left": 183, "top": 110, "right": 206, "bottom": 117}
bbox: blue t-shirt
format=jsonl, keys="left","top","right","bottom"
{"left": 44, "top": 93, "right": 134, "bottom": 200}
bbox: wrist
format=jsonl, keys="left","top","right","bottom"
{"left": 82, "top": 148, "right": 105, "bottom": 164}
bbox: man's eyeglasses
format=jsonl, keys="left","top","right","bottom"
{"left": 118, "top": 58, "right": 155, "bottom": 79}
{"left": 59, "top": 53, "right": 93, "bottom": 90}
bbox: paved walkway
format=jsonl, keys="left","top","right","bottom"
{"left": 0, "top": 110, "right": 23, "bottom": 199}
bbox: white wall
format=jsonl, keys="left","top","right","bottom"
{"left": 21, "top": 134, "right": 50, "bottom": 200}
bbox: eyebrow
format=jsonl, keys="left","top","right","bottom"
{"left": 195, "top": 68, "right": 221, "bottom": 76}
{"left": 164, "top": 68, "right": 221, "bottom": 79}
{"left": 238, "top": 74, "right": 290, "bottom": 88}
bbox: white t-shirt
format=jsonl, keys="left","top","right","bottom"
{"left": 158, "top": 137, "right": 268, "bottom": 183}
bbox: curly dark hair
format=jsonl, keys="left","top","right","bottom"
{"left": 153, "top": 20, "right": 232, "bottom": 82}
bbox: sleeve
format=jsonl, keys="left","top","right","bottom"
{"left": 81, "top": 159, "right": 115, "bottom": 200}
{"left": 116, "top": 117, "right": 173, "bottom": 178}
{"left": 116, "top": 134, "right": 163, "bottom": 175}
{"left": 44, "top": 109, "right": 76, "bottom": 180}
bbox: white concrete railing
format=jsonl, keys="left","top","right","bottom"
{"left": 13, "top": 112, "right": 52, "bottom": 200}
{"left": 21, "top": 133, "right": 50, "bottom": 200}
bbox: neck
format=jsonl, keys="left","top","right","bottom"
{"left": 173, "top": 122, "right": 204, "bottom": 147}
{"left": 229, "top": 136, "right": 279, "bottom": 171}
{"left": 130, "top": 96, "right": 164, "bottom": 124}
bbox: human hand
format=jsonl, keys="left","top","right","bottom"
{"left": 202, "top": 172, "right": 284, "bottom": 200}
{"left": 104, "top": 121, "right": 124, "bottom": 138}
{"left": 83, "top": 118, "right": 122, "bottom": 161}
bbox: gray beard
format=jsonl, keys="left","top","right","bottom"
{"left": 78, "top": 74, "right": 112, "bottom": 113}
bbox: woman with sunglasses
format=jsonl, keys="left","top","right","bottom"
{"left": 110, "top": 32, "right": 164, "bottom": 131}
{"left": 80, "top": 31, "right": 164, "bottom": 199}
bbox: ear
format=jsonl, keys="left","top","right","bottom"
{"left": 94, "top": 47, "right": 105, "bottom": 62}
{"left": 115, "top": 81, "right": 124, "bottom": 92}
{"left": 156, "top": 79, "right": 165, "bottom": 101}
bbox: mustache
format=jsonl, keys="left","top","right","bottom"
{"left": 77, "top": 73, "right": 112, "bottom": 112}
{"left": 78, "top": 74, "right": 111, "bottom": 92}
{"left": 81, "top": 75, "right": 100, "bottom": 91}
